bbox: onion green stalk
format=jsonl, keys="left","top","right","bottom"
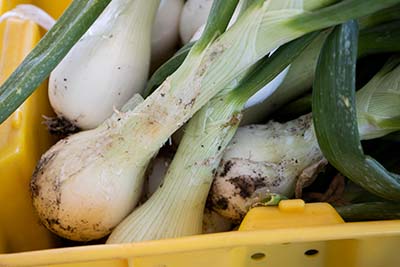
{"left": 48, "top": 0, "right": 160, "bottom": 130}
{"left": 30, "top": 0, "right": 399, "bottom": 241}
{"left": 313, "top": 19, "right": 400, "bottom": 201}
{"left": 358, "top": 20, "right": 400, "bottom": 57}
{"left": 141, "top": 153, "right": 235, "bottom": 234}
{"left": 358, "top": 4, "right": 400, "bottom": 29}
{"left": 107, "top": 32, "right": 319, "bottom": 244}
{"left": 144, "top": 41, "right": 195, "bottom": 97}
{"left": 240, "top": 30, "right": 329, "bottom": 125}
{"left": 336, "top": 202, "right": 400, "bottom": 221}
{"left": 179, "top": 0, "right": 214, "bottom": 44}
{"left": 210, "top": 52, "right": 400, "bottom": 222}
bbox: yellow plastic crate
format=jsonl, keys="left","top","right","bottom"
{"left": 0, "top": 199, "right": 399, "bottom": 267}
{"left": 0, "top": 3, "right": 63, "bottom": 253}
{"left": 0, "top": 1, "right": 400, "bottom": 266}
{"left": 0, "top": 0, "right": 72, "bottom": 254}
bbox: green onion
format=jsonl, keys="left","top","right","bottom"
{"left": 0, "top": 0, "right": 112, "bottom": 124}
{"left": 29, "top": 0, "right": 400, "bottom": 242}
{"left": 48, "top": 0, "right": 160, "bottom": 130}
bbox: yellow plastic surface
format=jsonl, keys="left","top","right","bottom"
{"left": 0, "top": 0, "right": 27, "bottom": 14}
{"left": 1, "top": 0, "right": 400, "bottom": 266}
{"left": 0, "top": 0, "right": 71, "bottom": 253}
{"left": 0, "top": 0, "right": 70, "bottom": 18}
{"left": 0, "top": 201, "right": 400, "bottom": 267}
{"left": 33, "top": 0, "right": 71, "bottom": 20}
{"left": 239, "top": 200, "right": 345, "bottom": 231}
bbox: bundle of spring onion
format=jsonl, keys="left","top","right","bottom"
{"left": 106, "top": 30, "right": 320, "bottom": 243}
{"left": 0, "top": 0, "right": 399, "bottom": 243}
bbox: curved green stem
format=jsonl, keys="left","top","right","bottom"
{"left": 313, "top": 20, "right": 400, "bottom": 201}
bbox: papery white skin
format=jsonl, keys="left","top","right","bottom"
{"left": 31, "top": 110, "right": 151, "bottom": 241}
{"left": 49, "top": 0, "right": 159, "bottom": 130}
{"left": 209, "top": 115, "right": 324, "bottom": 221}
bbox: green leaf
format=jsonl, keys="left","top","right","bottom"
{"left": 192, "top": 0, "right": 240, "bottom": 53}
{"left": 358, "top": 20, "right": 400, "bottom": 57}
{"left": 312, "top": 20, "right": 400, "bottom": 201}
{"left": 144, "top": 42, "right": 194, "bottom": 97}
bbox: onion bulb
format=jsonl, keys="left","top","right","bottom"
{"left": 209, "top": 114, "right": 324, "bottom": 221}
{"left": 31, "top": 95, "right": 148, "bottom": 241}
{"left": 48, "top": 0, "right": 160, "bottom": 130}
